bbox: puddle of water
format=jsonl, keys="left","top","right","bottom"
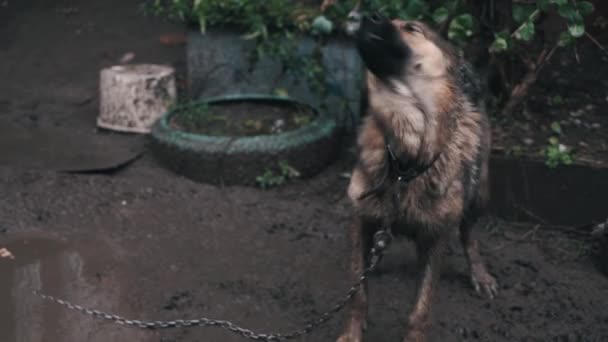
{"left": 0, "top": 235, "right": 152, "bottom": 342}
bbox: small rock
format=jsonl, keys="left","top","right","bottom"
{"left": 585, "top": 104, "right": 594, "bottom": 111}
{"left": 591, "top": 123, "right": 601, "bottom": 129}
{"left": 121, "top": 200, "right": 127, "bottom": 206}
{"left": 579, "top": 141, "right": 588, "bottom": 147}
{"left": 57, "top": 6, "right": 79, "bottom": 15}
{"left": 572, "top": 118, "right": 582, "bottom": 126}
{"left": 271, "top": 119, "right": 285, "bottom": 133}
{"left": 457, "top": 326, "right": 469, "bottom": 338}
{"left": 558, "top": 144, "right": 567, "bottom": 153}
{"left": 570, "top": 110, "right": 584, "bottom": 117}
{"left": 119, "top": 52, "right": 135, "bottom": 64}
{"left": 522, "top": 138, "right": 534, "bottom": 146}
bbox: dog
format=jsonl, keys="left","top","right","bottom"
{"left": 336, "top": 11, "right": 498, "bottom": 342}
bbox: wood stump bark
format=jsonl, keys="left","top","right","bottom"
{"left": 98, "top": 64, "right": 176, "bottom": 134}
{"left": 592, "top": 221, "right": 608, "bottom": 276}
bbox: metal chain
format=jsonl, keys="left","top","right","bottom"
{"left": 34, "top": 241, "right": 389, "bottom": 341}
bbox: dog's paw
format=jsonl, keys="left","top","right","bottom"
{"left": 402, "top": 329, "right": 426, "bottom": 342}
{"left": 336, "top": 330, "right": 363, "bottom": 342}
{"left": 471, "top": 264, "right": 498, "bottom": 299}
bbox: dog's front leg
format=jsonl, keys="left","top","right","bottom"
{"left": 402, "top": 235, "right": 448, "bottom": 342}
{"left": 336, "top": 216, "right": 373, "bottom": 342}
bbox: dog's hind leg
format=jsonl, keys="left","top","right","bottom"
{"left": 336, "top": 216, "right": 374, "bottom": 342}
{"left": 402, "top": 235, "right": 448, "bottom": 342}
{"left": 459, "top": 213, "right": 498, "bottom": 299}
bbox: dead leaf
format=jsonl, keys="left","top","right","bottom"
{"left": 0, "top": 248, "right": 15, "bottom": 260}
{"left": 159, "top": 33, "right": 187, "bottom": 46}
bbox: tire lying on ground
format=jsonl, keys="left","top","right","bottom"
{"left": 149, "top": 94, "right": 339, "bottom": 186}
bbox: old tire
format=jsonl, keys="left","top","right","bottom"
{"left": 149, "top": 94, "right": 339, "bottom": 186}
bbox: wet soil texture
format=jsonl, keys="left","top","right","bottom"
{"left": 1, "top": 1, "right": 607, "bottom": 342}
{"left": 171, "top": 101, "right": 316, "bottom": 136}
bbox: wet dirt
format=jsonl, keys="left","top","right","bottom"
{"left": 0, "top": 1, "right": 607, "bottom": 342}
{"left": 0, "top": 235, "right": 153, "bottom": 342}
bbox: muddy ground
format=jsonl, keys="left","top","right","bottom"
{"left": 1, "top": 1, "right": 607, "bottom": 342}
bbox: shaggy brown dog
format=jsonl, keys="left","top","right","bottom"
{"left": 336, "top": 13, "right": 498, "bottom": 342}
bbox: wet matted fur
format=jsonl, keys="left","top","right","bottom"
{"left": 336, "top": 13, "right": 498, "bottom": 342}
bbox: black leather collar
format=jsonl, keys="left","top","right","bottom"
{"left": 357, "top": 142, "right": 441, "bottom": 200}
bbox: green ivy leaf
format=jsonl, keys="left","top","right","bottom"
{"left": 515, "top": 20, "right": 535, "bottom": 41}
{"left": 489, "top": 31, "right": 509, "bottom": 53}
{"left": 558, "top": 31, "right": 575, "bottom": 46}
{"left": 513, "top": 4, "right": 535, "bottom": 24}
{"left": 448, "top": 14, "right": 474, "bottom": 42}
{"left": 432, "top": 7, "right": 449, "bottom": 24}
{"left": 489, "top": 38, "right": 508, "bottom": 53}
{"left": 568, "top": 23, "right": 585, "bottom": 38}
{"left": 403, "top": 0, "right": 428, "bottom": 20}
{"left": 552, "top": 0, "right": 568, "bottom": 6}
{"left": 548, "top": 136, "right": 559, "bottom": 145}
{"left": 311, "top": 15, "right": 334, "bottom": 35}
{"left": 577, "top": 1, "right": 595, "bottom": 16}
{"left": 537, "top": 0, "right": 552, "bottom": 11}
{"left": 551, "top": 122, "right": 562, "bottom": 135}
{"left": 557, "top": 3, "right": 575, "bottom": 19}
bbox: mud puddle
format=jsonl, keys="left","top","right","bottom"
{"left": 0, "top": 235, "right": 153, "bottom": 342}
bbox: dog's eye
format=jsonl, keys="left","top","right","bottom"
{"left": 403, "top": 23, "right": 422, "bottom": 34}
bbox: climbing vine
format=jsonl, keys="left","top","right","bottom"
{"left": 143, "top": 0, "right": 597, "bottom": 117}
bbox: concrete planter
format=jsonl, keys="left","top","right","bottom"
{"left": 186, "top": 29, "right": 363, "bottom": 131}
{"left": 488, "top": 155, "right": 608, "bottom": 227}
{"left": 98, "top": 64, "right": 176, "bottom": 134}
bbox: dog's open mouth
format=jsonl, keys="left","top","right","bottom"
{"left": 367, "top": 32, "right": 384, "bottom": 41}
{"left": 354, "top": 13, "right": 411, "bottom": 80}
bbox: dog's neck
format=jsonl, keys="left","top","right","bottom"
{"left": 366, "top": 72, "right": 452, "bottom": 166}
{"left": 389, "top": 76, "right": 444, "bottom": 116}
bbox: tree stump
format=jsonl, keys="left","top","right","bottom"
{"left": 592, "top": 221, "right": 608, "bottom": 276}
{"left": 98, "top": 64, "right": 176, "bottom": 134}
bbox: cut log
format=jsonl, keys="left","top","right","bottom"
{"left": 592, "top": 221, "right": 608, "bottom": 276}
{"left": 98, "top": 64, "right": 176, "bottom": 134}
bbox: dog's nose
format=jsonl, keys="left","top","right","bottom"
{"left": 369, "top": 12, "right": 383, "bottom": 24}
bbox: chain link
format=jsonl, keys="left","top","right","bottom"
{"left": 34, "top": 247, "right": 385, "bottom": 341}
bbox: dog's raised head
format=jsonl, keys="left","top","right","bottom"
{"left": 355, "top": 13, "right": 456, "bottom": 85}
{"left": 348, "top": 11, "right": 475, "bottom": 121}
